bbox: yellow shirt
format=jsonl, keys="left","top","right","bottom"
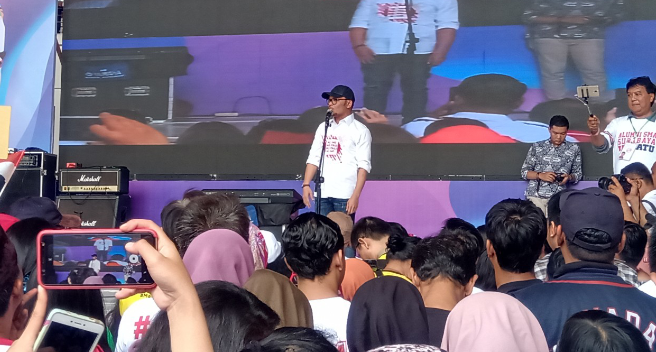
{"left": 119, "top": 292, "right": 152, "bottom": 315}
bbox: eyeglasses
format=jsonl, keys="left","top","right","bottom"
{"left": 326, "top": 97, "right": 347, "bottom": 105}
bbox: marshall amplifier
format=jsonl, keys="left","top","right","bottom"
{"left": 59, "top": 167, "right": 129, "bottom": 194}
{"left": 56, "top": 194, "right": 131, "bottom": 228}
{"left": 0, "top": 151, "right": 57, "bottom": 213}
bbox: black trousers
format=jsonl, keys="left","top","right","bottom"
{"left": 361, "top": 53, "right": 431, "bottom": 125}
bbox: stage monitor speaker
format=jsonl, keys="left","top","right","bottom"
{"left": 56, "top": 195, "right": 131, "bottom": 228}
{"left": 0, "top": 151, "right": 57, "bottom": 213}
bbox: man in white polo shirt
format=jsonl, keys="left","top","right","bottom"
{"left": 349, "top": 0, "right": 458, "bottom": 124}
{"left": 302, "top": 85, "right": 372, "bottom": 217}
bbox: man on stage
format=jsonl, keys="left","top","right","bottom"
{"left": 521, "top": 115, "right": 582, "bottom": 215}
{"left": 302, "top": 85, "right": 372, "bottom": 217}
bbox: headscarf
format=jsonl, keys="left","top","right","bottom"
{"left": 83, "top": 276, "right": 104, "bottom": 285}
{"left": 441, "top": 292, "right": 549, "bottom": 352}
{"left": 244, "top": 269, "right": 313, "bottom": 328}
{"left": 367, "top": 345, "right": 445, "bottom": 352}
{"left": 342, "top": 258, "right": 375, "bottom": 301}
{"left": 183, "top": 229, "right": 255, "bottom": 286}
{"left": 347, "top": 276, "right": 430, "bottom": 352}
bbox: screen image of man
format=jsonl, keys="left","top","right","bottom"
{"left": 302, "top": 85, "right": 372, "bottom": 217}
{"left": 589, "top": 76, "right": 656, "bottom": 173}
{"left": 88, "top": 254, "right": 101, "bottom": 274}
{"left": 521, "top": 115, "right": 582, "bottom": 215}
{"left": 522, "top": 0, "right": 624, "bottom": 101}
{"left": 349, "top": 0, "right": 458, "bottom": 124}
{"left": 94, "top": 236, "right": 113, "bottom": 262}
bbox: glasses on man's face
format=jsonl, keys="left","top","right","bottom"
{"left": 327, "top": 97, "right": 347, "bottom": 105}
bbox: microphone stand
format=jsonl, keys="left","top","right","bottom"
{"left": 315, "top": 110, "right": 332, "bottom": 215}
{"left": 404, "top": 0, "right": 418, "bottom": 55}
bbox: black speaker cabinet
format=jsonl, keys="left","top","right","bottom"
{"left": 56, "top": 195, "right": 131, "bottom": 228}
{"left": 0, "top": 152, "right": 57, "bottom": 213}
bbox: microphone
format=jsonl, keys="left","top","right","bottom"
{"left": 326, "top": 109, "right": 333, "bottom": 126}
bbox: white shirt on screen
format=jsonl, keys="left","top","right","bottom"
{"left": 349, "top": 0, "right": 459, "bottom": 55}
{"left": 596, "top": 114, "right": 656, "bottom": 173}
{"left": 89, "top": 259, "right": 101, "bottom": 273}
{"left": 94, "top": 238, "right": 113, "bottom": 251}
{"left": 307, "top": 113, "right": 372, "bottom": 199}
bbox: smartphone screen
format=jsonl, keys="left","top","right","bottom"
{"left": 36, "top": 321, "right": 100, "bottom": 352}
{"left": 39, "top": 231, "right": 156, "bottom": 287}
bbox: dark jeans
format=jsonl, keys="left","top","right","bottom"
{"left": 318, "top": 197, "right": 355, "bottom": 222}
{"left": 97, "top": 250, "right": 108, "bottom": 262}
{"left": 361, "top": 53, "right": 431, "bottom": 125}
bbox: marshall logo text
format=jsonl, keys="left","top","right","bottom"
{"left": 77, "top": 175, "right": 102, "bottom": 182}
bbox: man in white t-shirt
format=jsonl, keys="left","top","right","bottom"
{"left": 303, "top": 85, "right": 371, "bottom": 217}
{"left": 281, "top": 213, "right": 350, "bottom": 349}
{"left": 88, "top": 254, "right": 101, "bottom": 274}
{"left": 349, "top": 0, "right": 458, "bottom": 124}
{"left": 94, "top": 237, "right": 113, "bottom": 262}
{"left": 589, "top": 76, "right": 656, "bottom": 173}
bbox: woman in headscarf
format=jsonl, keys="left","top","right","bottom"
{"left": 183, "top": 229, "right": 255, "bottom": 286}
{"left": 347, "top": 276, "right": 430, "bottom": 352}
{"left": 243, "top": 269, "right": 313, "bottom": 328}
{"left": 441, "top": 292, "right": 549, "bottom": 352}
{"left": 341, "top": 258, "right": 375, "bottom": 301}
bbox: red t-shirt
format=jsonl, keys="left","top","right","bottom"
{"left": 421, "top": 125, "right": 517, "bottom": 143}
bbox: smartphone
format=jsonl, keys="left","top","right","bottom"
{"left": 34, "top": 309, "right": 105, "bottom": 352}
{"left": 37, "top": 229, "right": 157, "bottom": 289}
{"left": 576, "top": 85, "right": 600, "bottom": 99}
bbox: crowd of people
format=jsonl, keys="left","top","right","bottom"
{"left": 0, "top": 178, "right": 655, "bottom": 352}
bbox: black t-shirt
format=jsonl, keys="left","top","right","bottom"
{"left": 426, "top": 307, "right": 450, "bottom": 347}
{"left": 497, "top": 279, "right": 543, "bottom": 295}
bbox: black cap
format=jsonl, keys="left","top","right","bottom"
{"left": 321, "top": 85, "right": 355, "bottom": 102}
{"left": 9, "top": 196, "right": 63, "bottom": 226}
{"left": 560, "top": 188, "right": 624, "bottom": 252}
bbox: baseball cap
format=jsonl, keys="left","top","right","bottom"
{"left": 321, "top": 85, "right": 355, "bottom": 102}
{"left": 9, "top": 196, "right": 63, "bottom": 227}
{"left": 560, "top": 188, "right": 624, "bottom": 251}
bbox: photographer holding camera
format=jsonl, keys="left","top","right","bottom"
{"left": 521, "top": 115, "right": 582, "bottom": 215}
{"left": 604, "top": 162, "right": 656, "bottom": 226}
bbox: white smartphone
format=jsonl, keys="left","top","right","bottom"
{"left": 576, "top": 85, "right": 600, "bottom": 99}
{"left": 33, "top": 309, "right": 105, "bottom": 352}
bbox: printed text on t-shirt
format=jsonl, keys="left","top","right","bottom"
{"left": 377, "top": 3, "right": 418, "bottom": 23}
{"left": 325, "top": 135, "right": 343, "bottom": 163}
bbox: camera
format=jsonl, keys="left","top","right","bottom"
{"left": 598, "top": 174, "right": 632, "bottom": 194}
{"left": 554, "top": 173, "right": 566, "bottom": 183}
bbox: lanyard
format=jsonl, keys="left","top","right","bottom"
{"left": 629, "top": 112, "right": 656, "bottom": 134}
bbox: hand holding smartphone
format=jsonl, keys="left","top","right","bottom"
{"left": 37, "top": 229, "right": 157, "bottom": 289}
{"left": 33, "top": 309, "right": 104, "bottom": 352}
